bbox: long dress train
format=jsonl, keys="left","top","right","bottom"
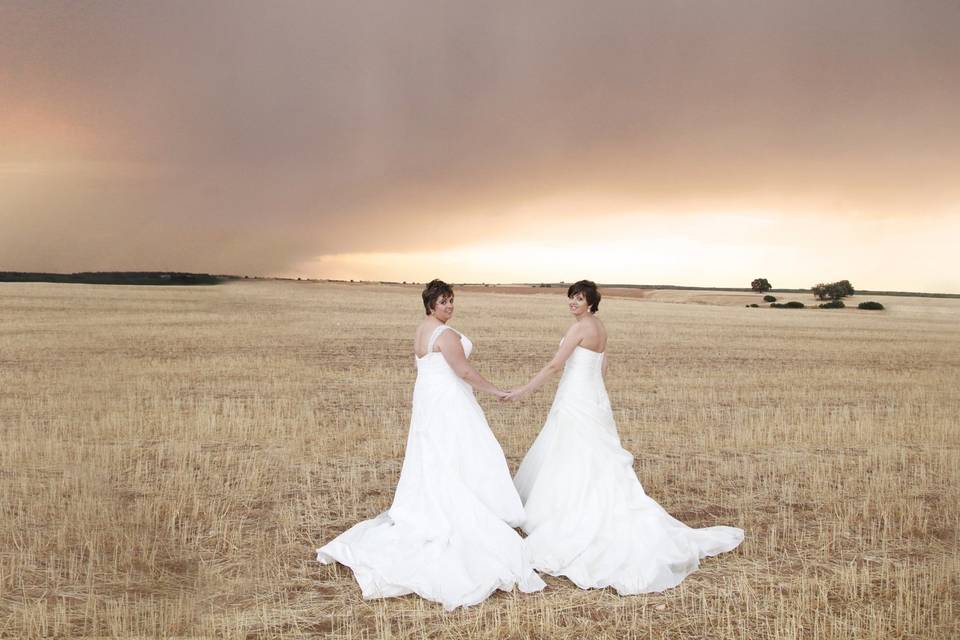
{"left": 317, "top": 325, "right": 545, "bottom": 610}
{"left": 514, "top": 344, "right": 744, "bottom": 594}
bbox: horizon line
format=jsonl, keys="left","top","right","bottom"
{"left": 1, "top": 270, "right": 958, "bottom": 297}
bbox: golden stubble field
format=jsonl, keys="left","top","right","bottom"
{"left": 1, "top": 280, "right": 958, "bottom": 639}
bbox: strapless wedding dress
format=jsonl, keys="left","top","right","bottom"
{"left": 317, "top": 325, "right": 545, "bottom": 610}
{"left": 514, "top": 343, "right": 744, "bottom": 594}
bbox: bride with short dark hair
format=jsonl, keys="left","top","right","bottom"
{"left": 317, "top": 279, "right": 545, "bottom": 610}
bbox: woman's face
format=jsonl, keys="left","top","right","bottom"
{"left": 568, "top": 292, "right": 590, "bottom": 317}
{"left": 432, "top": 294, "right": 455, "bottom": 322}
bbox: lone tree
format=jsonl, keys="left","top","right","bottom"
{"left": 751, "top": 278, "right": 772, "bottom": 293}
{"left": 812, "top": 280, "right": 856, "bottom": 301}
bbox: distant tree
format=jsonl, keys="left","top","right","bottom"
{"left": 813, "top": 280, "right": 855, "bottom": 301}
{"left": 836, "top": 279, "right": 855, "bottom": 297}
{"left": 751, "top": 278, "right": 772, "bottom": 293}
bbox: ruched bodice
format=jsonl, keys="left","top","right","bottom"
{"left": 560, "top": 346, "right": 604, "bottom": 378}
{"left": 415, "top": 327, "right": 473, "bottom": 379}
{"left": 413, "top": 328, "right": 475, "bottom": 401}
{"left": 565, "top": 345, "right": 603, "bottom": 368}
{"left": 555, "top": 345, "right": 607, "bottom": 407}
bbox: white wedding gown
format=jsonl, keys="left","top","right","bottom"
{"left": 316, "top": 325, "right": 545, "bottom": 610}
{"left": 514, "top": 343, "right": 744, "bottom": 594}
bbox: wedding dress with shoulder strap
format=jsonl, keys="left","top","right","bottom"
{"left": 514, "top": 341, "right": 744, "bottom": 594}
{"left": 317, "top": 325, "right": 545, "bottom": 610}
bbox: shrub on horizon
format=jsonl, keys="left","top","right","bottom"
{"left": 763, "top": 295, "right": 777, "bottom": 302}
{"left": 751, "top": 278, "right": 772, "bottom": 293}
{"left": 858, "top": 301, "right": 885, "bottom": 310}
{"left": 819, "top": 300, "right": 845, "bottom": 309}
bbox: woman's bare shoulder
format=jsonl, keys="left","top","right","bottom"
{"left": 414, "top": 319, "right": 439, "bottom": 349}
{"left": 564, "top": 321, "right": 585, "bottom": 339}
{"left": 591, "top": 314, "right": 607, "bottom": 335}
{"left": 579, "top": 315, "right": 604, "bottom": 333}
{"left": 582, "top": 315, "right": 607, "bottom": 348}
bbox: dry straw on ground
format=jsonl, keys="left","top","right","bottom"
{"left": 1, "top": 280, "right": 957, "bottom": 638}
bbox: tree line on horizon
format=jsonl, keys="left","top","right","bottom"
{"left": 751, "top": 277, "right": 855, "bottom": 300}
{"left": 0, "top": 271, "right": 225, "bottom": 286}
{"left": 749, "top": 277, "right": 886, "bottom": 310}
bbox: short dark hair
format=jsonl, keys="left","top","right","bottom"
{"left": 567, "top": 280, "right": 600, "bottom": 313}
{"left": 422, "top": 279, "right": 454, "bottom": 315}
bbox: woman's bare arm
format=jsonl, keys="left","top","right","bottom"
{"left": 436, "top": 330, "right": 505, "bottom": 397}
{"left": 503, "top": 323, "right": 583, "bottom": 401}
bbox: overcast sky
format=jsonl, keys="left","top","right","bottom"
{"left": 2, "top": 1, "right": 958, "bottom": 290}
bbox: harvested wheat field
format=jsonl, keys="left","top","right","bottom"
{"left": 1, "top": 280, "right": 958, "bottom": 639}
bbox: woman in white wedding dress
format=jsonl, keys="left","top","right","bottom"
{"left": 316, "top": 280, "right": 545, "bottom": 610}
{"left": 504, "top": 280, "right": 744, "bottom": 594}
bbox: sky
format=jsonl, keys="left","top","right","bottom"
{"left": 2, "top": 0, "right": 958, "bottom": 292}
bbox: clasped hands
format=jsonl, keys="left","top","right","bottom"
{"left": 496, "top": 386, "right": 531, "bottom": 402}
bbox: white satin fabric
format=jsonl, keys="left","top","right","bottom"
{"left": 514, "top": 344, "right": 744, "bottom": 594}
{"left": 317, "top": 325, "right": 545, "bottom": 610}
